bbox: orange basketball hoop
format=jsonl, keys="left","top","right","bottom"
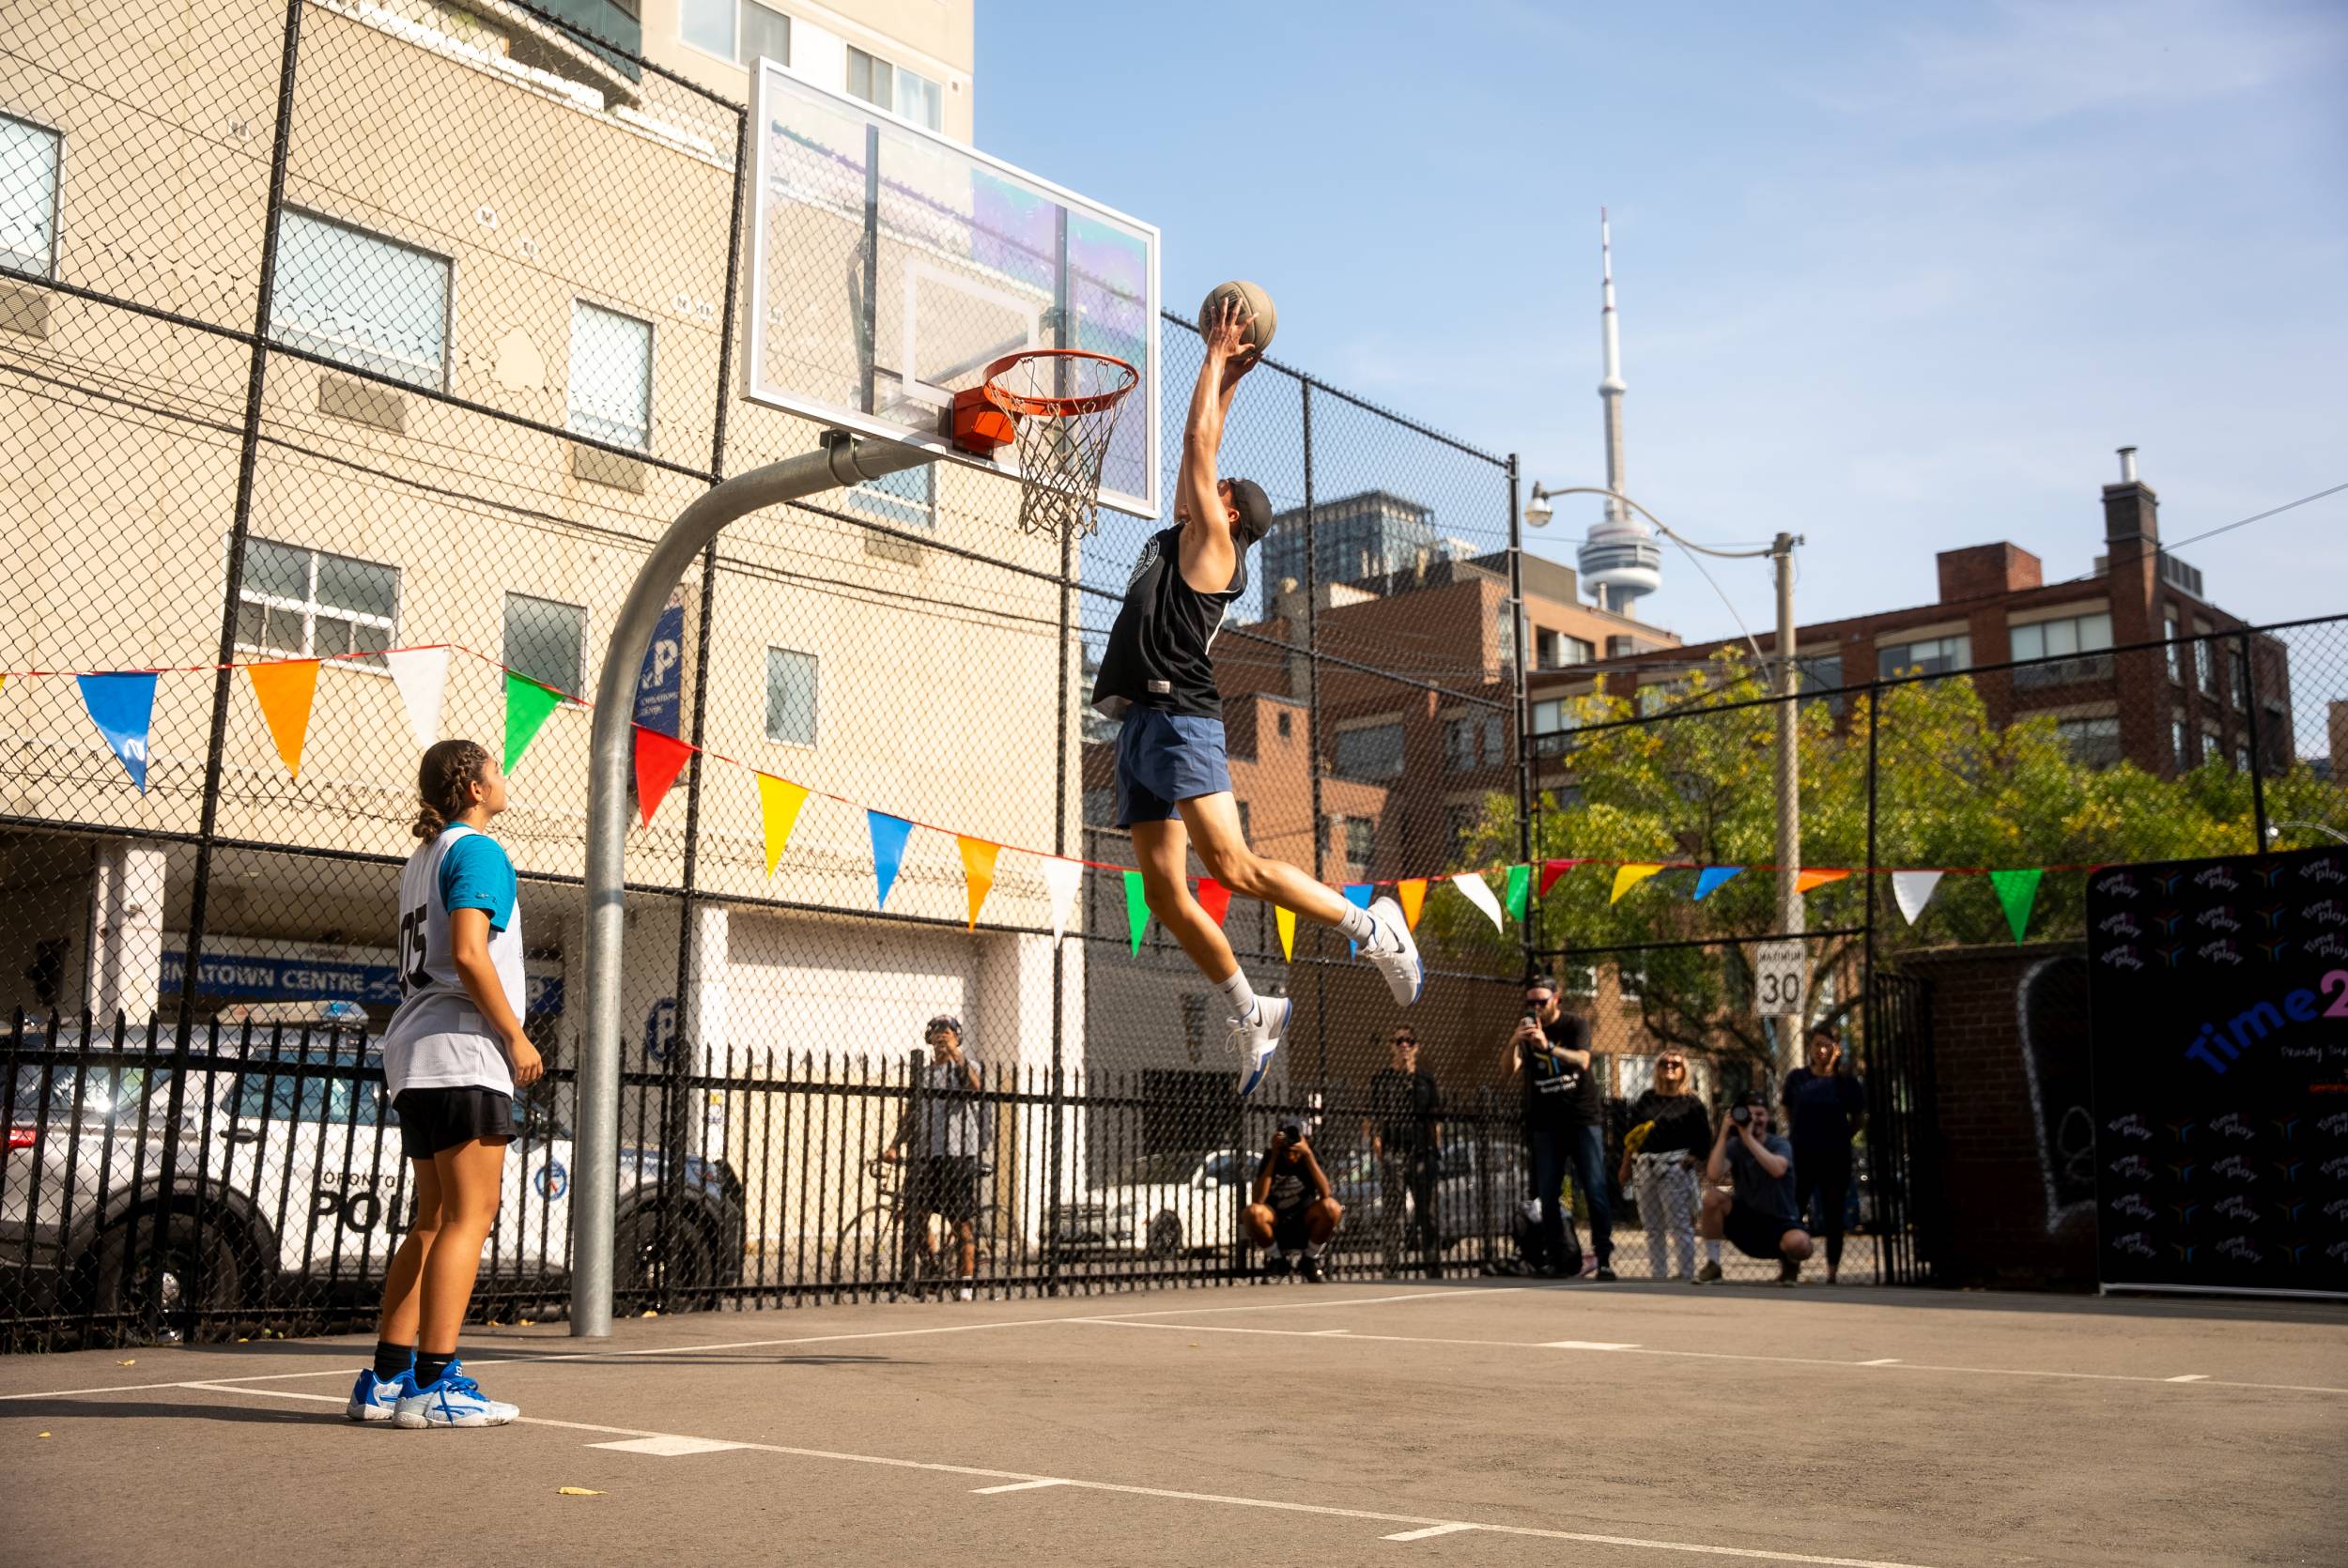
{"left": 951, "top": 348, "right": 1139, "bottom": 542}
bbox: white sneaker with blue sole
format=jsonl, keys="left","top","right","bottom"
{"left": 345, "top": 1367, "right": 411, "bottom": 1422}
{"left": 393, "top": 1360, "right": 519, "bottom": 1428}
{"left": 1230, "top": 995, "right": 1291, "bottom": 1098}
{"left": 1360, "top": 896, "right": 1424, "bottom": 1005}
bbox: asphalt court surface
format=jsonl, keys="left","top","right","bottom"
{"left": 5, "top": 1281, "right": 2344, "bottom": 1566}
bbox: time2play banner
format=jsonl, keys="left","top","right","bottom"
{"left": 2087, "top": 847, "right": 2348, "bottom": 1297}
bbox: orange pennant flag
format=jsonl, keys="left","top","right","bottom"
{"left": 958, "top": 837, "right": 1000, "bottom": 930}
{"left": 632, "top": 727, "right": 694, "bottom": 826}
{"left": 246, "top": 659, "right": 319, "bottom": 779}
{"left": 1276, "top": 905, "right": 1297, "bottom": 961}
{"left": 1396, "top": 878, "right": 1428, "bottom": 930}
{"left": 1197, "top": 877, "right": 1231, "bottom": 928}
{"left": 1794, "top": 869, "right": 1851, "bottom": 895}
{"left": 755, "top": 773, "right": 810, "bottom": 877}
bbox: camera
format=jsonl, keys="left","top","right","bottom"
{"left": 1729, "top": 1104, "right": 1753, "bottom": 1128}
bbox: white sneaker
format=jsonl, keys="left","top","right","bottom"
{"left": 1360, "top": 897, "right": 1424, "bottom": 1005}
{"left": 1229, "top": 996, "right": 1291, "bottom": 1097}
{"left": 957, "top": 1286, "right": 975, "bottom": 1301}
{"left": 392, "top": 1360, "right": 519, "bottom": 1428}
{"left": 345, "top": 1367, "right": 409, "bottom": 1422}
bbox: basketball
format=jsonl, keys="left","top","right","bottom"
{"left": 1198, "top": 280, "right": 1276, "bottom": 353}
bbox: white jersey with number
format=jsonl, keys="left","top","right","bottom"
{"left": 381, "top": 822, "right": 524, "bottom": 1099}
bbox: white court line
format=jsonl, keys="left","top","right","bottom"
{"left": 2166, "top": 1374, "right": 2209, "bottom": 1383}
{"left": 0, "top": 1290, "right": 1504, "bottom": 1406}
{"left": 591, "top": 1435, "right": 750, "bottom": 1456}
{"left": 146, "top": 1380, "right": 1944, "bottom": 1568}
{"left": 1542, "top": 1340, "right": 1641, "bottom": 1351}
{"left": 972, "top": 1478, "right": 1070, "bottom": 1495}
{"left": 1384, "top": 1522, "right": 1480, "bottom": 1542}
{"left": 1861, "top": 1360, "right": 1902, "bottom": 1367}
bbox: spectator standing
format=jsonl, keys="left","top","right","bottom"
{"left": 1781, "top": 1027, "right": 1867, "bottom": 1284}
{"left": 1503, "top": 976, "right": 1614, "bottom": 1280}
{"left": 1363, "top": 1027, "right": 1443, "bottom": 1272}
{"left": 884, "top": 1015, "right": 986, "bottom": 1300}
{"left": 1697, "top": 1092, "right": 1814, "bottom": 1284}
{"left": 1619, "top": 1051, "right": 1709, "bottom": 1281}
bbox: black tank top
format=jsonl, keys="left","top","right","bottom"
{"left": 1091, "top": 524, "right": 1247, "bottom": 720}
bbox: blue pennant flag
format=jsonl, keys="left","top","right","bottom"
{"left": 1343, "top": 882, "right": 1373, "bottom": 955}
{"left": 77, "top": 672, "right": 158, "bottom": 792}
{"left": 1693, "top": 866, "right": 1744, "bottom": 901}
{"left": 868, "top": 810, "right": 914, "bottom": 910}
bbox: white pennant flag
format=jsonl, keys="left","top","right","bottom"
{"left": 1041, "top": 855, "right": 1084, "bottom": 946}
{"left": 1450, "top": 871, "right": 1504, "bottom": 933}
{"left": 1892, "top": 870, "right": 1944, "bottom": 926}
{"left": 384, "top": 646, "right": 450, "bottom": 749}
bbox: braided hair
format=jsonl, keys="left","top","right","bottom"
{"left": 411, "top": 738, "right": 491, "bottom": 840}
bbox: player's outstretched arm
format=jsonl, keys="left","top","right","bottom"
{"left": 1175, "top": 294, "right": 1259, "bottom": 591}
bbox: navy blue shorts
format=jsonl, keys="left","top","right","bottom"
{"left": 1115, "top": 710, "right": 1232, "bottom": 826}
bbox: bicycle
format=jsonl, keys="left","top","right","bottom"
{"left": 836, "top": 1156, "right": 1007, "bottom": 1297}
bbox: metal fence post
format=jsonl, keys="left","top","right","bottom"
{"left": 2240, "top": 630, "right": 2271, "bottom": 853}
{"left": 1861, "top": 684, "right": 1883, "bottom": 1283}
{"left": 1506, "top": 454, "right": 1534, "bottom": 976}
{"left": 1047, "top": 523, "right": 1073, "bottom": 1295}
{"left": 1301, "top": 378, "right": 1326, "bottom": 1099}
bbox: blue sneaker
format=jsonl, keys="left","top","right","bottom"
{"left": 345, "top": 1367, "right": 411, "bottom": 1422}
{"left": 392, "top": 1360, "right": 518, "bottom": 1429}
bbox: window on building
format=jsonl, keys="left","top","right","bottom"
{"left": 236, "top": 538, "right": 399, "bottom": 668}
{"left": 1332, "top": 722, "right": 1405, "bottom": 780}
{"left": 1, "top": 114, "right": 62, "bottom": 279}
{"left": 1797, "top": 653, "right": 1843, "bottom": 692}
{"left": 1275, "top": 711, "right": 1291, "bottom": 740}
{"left": 2236, "top": 743, "right": 2251, "bottom": 772}
{"left": 1534, "top": 629, "right": 1594, "bottom": 669}
{"left": 2171, "top": 719, "right": 2187, "bottom": 770}
{"left": 568, "top": 300, "right": 652, "bottom": 451}
{"left": 1494, "top": 604, "right": 1517, "bottom": 669}
{"left": 2227, "top": 645, "right": 2246, "bottom": 709}
{"left": 1444, "top": 713, "right": 1503, "bottom": 771}
{"left": 2055, "top": 715, "right": 2123, "bottom": 771}
{"left": 1344, "top": 816, "right": 1375, "bottom": 869}
{"left": 2165, "top": 610, "right": 2182, "bottom": 684}
{"left": 894, "top": 65, "right": 943, "bottom": 130}
{"left": 681, "top": 0, "right": 788, "bottom": 64}
{"left": 504, "top": 593, "right": 585, "bottom": 696}
{"left": 847, "top": 47, "right": 944, "bottom": 131}
{"left": 2203, "top": 727, "right": 2224, "bottom": 767}
{"left": 851, "top": 463, "right": 935, "bottom": 530}
{"left": 739, "top": 1, "right": 790, "bottom": 64}
{"left": 1560, "top": 962, "right": 1597, "bottom": 997}
{"left": 1876, "top": 634, "right": 1971, "bottom": 680}
{"left": 270, "top": 210, "right": 450, "bottom": 390}
{"left": 765, "top": 646, "right": 818, "bottom": 745}
{"left": 2194, "top": 624, "right": 2217, "bottom": 696}
{"left": 2010, "top": 611, "right": 2112, "bottom": 663}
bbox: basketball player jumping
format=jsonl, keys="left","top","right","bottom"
{"left": 1092, "top": 296, "right": 1423, "bottom": 1095}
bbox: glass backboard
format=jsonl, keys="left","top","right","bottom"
{"left": 747, "top": 61, "right": 1161, "bottom": 518}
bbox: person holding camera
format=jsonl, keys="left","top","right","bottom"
{"left": 1697, "top": 1092, "right": 1813, "bottom": 1284}
{"left": 1503, "top": 976, "right": 1614, "bottom": 1280}
{"left": 1619, "top": 1051, "right": 1710, "bottom": 1281}
{"left": 1781, "top": 1026, "right": 1866, "bottom": 1284}
{"left": 1243, "top": 1118, "right": 1342, "bottom": 1283}
{"left": 1363, "top": 1027, "right": 1443, "bottom": 1272}
{"left": 882, "top": 1014, "right": 986, "bottom": 1300}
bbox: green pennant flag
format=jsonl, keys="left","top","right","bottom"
{"left": 502, "top": 670, "right": 563, "bottom": 774}
{"left": 1503, "top": 863, "right": 1531, "bottom": 924}
{"left": 1989, "top": 868, "right": 2043, "bottom": 944}
{"left": 1122, "top": 869, "right": 1150, "bottom": 955}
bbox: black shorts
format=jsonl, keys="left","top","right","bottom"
{"left": 909, "top": 1156, "right": 981, "bottom": 1223}
{"left": 1270, "top": 1202, "right": 1321, "bottom": 1252}
{"left": 393, "top": 1086, "right": 515, "bottom": 1162}
{"left": 1724, "top": 1199, "right": 1800, "bottom": 1261}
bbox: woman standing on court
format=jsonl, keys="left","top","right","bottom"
{"left": 347, "top": 739, "right": 543, "bottom": 1428}
{"left": 1619, "top": 1051, "right": 1710, "bottom": 1281}
{"left": 1780, "top": 1027, "right": 1865, "bottom": 1284}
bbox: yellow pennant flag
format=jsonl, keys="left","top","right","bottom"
{"left": 1276, "top": 905, "right": 1297, "bottom": 961}
{"left": 957, "top": 837, "right": 1000, "bottom": 930}
{"left": 1396, "top": 877, "right": 1428, "bottom": 930}
{"left": 1794, "top": 869, "right": 1851, "bottom": 895}
{"left": 755, "top": 773, "right": 810, "bottom": 876}
{"left": 1610, "top": 863, "right": 1665, "bottom": 904}
{"left": 246, "top": 658, "right": 319, "bottom": 779}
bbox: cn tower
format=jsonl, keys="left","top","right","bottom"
{"left": 1578, "top": 208, "right": 1663, "bottom": 614}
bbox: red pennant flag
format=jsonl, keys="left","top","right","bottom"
{"left": 632, "top": 725, "right": 694, "bottom": 826}
{"left": 1538, "top": 858, "right": 1581, "bottom": 898}
{"left": 1197, "top": 877, "right": 1231, "bottom": 928}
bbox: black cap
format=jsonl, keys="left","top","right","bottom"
{"left": 1228, "top": 477, "right": 1274, "bottom": 546}
{"left": 924, "top": 1015, "right": 962, "bottom": 1038}
{"left": 1276, "top": 1117, "right": 1307, "bottom": 1142}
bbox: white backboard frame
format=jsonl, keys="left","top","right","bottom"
{"left": 746, "top": 59, "right": 1162, "bottom": 519}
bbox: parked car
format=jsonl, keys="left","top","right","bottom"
{"left": 1, "top": 1036, "right": 745, "bottom": 1329}
{"left": 1045, "top": 1146, "right": 1252, "bottom": 1258}
{"left": 1328, "top": 1135, "right": 1521, "bottom": 1254}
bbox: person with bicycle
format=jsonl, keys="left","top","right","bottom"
{"left": 882, "top": 1015, "right": 987, "bottom": 1300}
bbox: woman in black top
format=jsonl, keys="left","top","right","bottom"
{"left": 1781, "top": 1028, "right": 1867, "bottom": 1283}
{"left": 1619, "top": 1051, "right": 1710, "bottom": 1281}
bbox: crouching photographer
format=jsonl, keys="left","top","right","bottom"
{"left": 1696, "top": 1093, "right": 1814, "bottom": 1284}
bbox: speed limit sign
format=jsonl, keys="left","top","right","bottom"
{"left": 1752, "top": 940, "right": 1808, "bottom": 1016}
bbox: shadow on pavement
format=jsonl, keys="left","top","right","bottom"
{"left": 6, "top": 1395, "right": 334, "bottom": 1427}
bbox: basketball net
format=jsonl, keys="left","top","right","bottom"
{"left": 958, "top": 350, "right": 1138, "bottom": 543}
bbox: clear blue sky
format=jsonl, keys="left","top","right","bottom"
{"left": 977, "top": 0, "right": 2347, "bottom": 640}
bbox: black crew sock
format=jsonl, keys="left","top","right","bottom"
{"left": 373, "top": 1341, "right": 414, "bottom": 1381}
{"left": 415, "top": 1351, "right": 455, "bottom": 1389}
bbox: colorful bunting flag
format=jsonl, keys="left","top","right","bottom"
{"left": 1197, "top": 877, "right": 1231, "bottom": 928}
{"left": 1343, "top": 883, "right": 1373, "bottom": 955}
{"left": 384, "top": 646, "right": 448, "bottom": 749}
{"left": 1537, "top": 859, "right": 1580, "bottom": 898}
{"left": 1794, "top": 869, "right": 1851, "bottom": 895}
{"left": 246, "top": 658, "right": 318, "bottom": 780}
{"left": 867, "top": 811, "right": 912, "bottom": 909}
{"left": 755, "top": 773, "right": 809, "bottom": 875}
{"left": 1693, "top": 866, "right": 1743, "bottom": 900}
{"left": 77, "top": 672, "right": 157, "bottom": 792}
{"left": 1042, "top": 856, "right": 1083, "bottom": 945}
{"left": 1123, "top": 869, "right": 1151, "bottom": 954}
{"left": 958, "top": 837, "right": 1000, "bottom": 930}
{"left": 1990, "top": 868, "right": 2043, "bottom": 944}
{"left": 1451, "top": 871, "right": 1504, "bottom": 932}
{"left": 631, "top": 726, "right": 693, "bottom": 826}
{"left": 502, "top": 670, "right": 562, "bottom": 774}
{"left": 1891, "top": 870, "right": 1943, "bottom": 926}
{"left": 1397, "top": 878, "right": 1428, "bottom": 930}
{"left": 1503, "top": 865, "right": 1531, "bottom": 924}
{"left": 1610, "top": 863, "right": 1664, "bottom": 904}
{"left": 1275, "top": 904, "right": 1297, "bottom": 961}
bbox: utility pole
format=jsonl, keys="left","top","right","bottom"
{"left": 1770, "top": 531, "right": 1803, "bottom": 1072}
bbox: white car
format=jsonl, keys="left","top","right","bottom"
{"left": 1047, "top": 1147, "right": 1253, "bottom": 1258}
